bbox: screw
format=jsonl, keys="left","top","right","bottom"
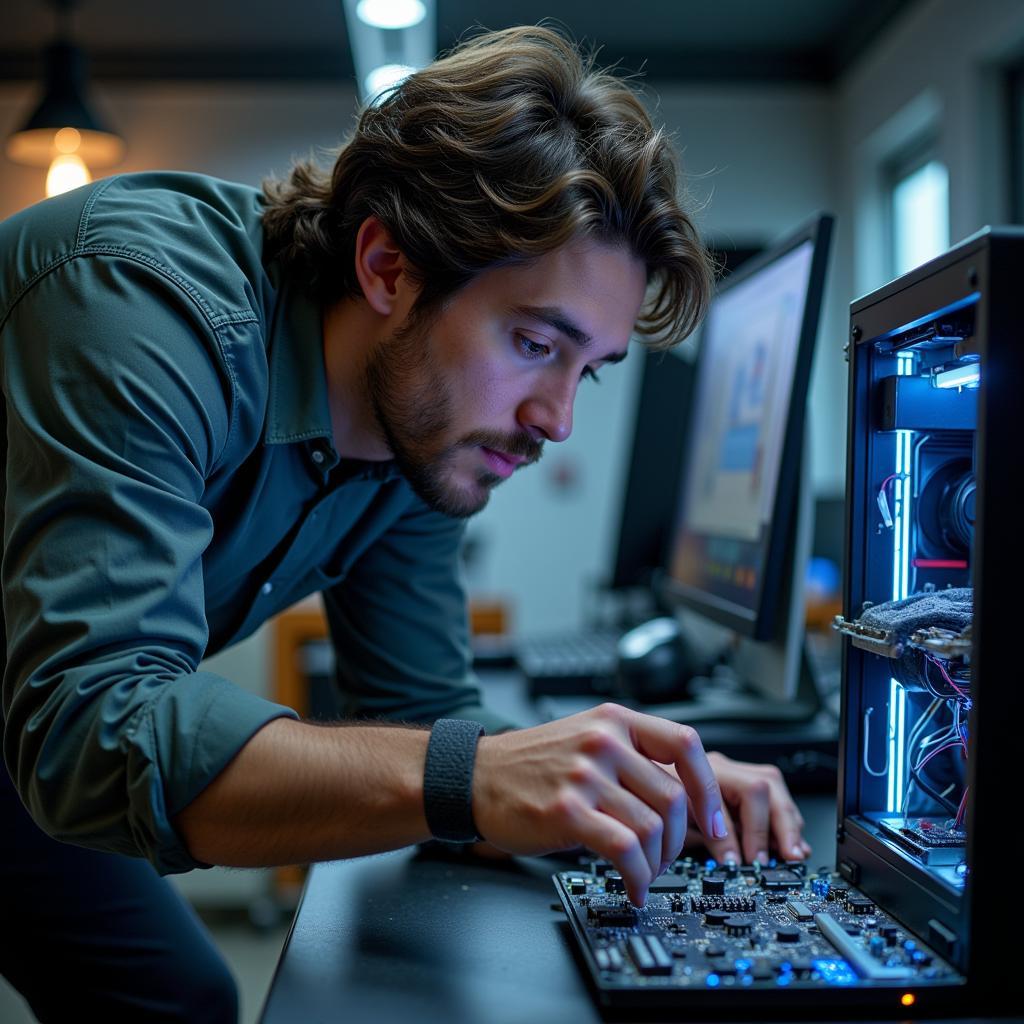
{"left": 851, "top": 325, "right": 862, "bottom": 342}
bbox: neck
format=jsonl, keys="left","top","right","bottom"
{"left": 322, "top": 298, "right": 392, "bottom": 461}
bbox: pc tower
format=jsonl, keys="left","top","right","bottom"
{"left": 832, "top": 225, "right": 1022, "bottom": 1008}
{"left": 554, "top": 227, "right": 1019, "bottom": 1016}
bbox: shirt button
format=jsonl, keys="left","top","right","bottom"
{"left": 311, "top": 449, "right": 326, "bottom": 465}
{"left": 260, "top": 581, "right": 274, "bottom": 596}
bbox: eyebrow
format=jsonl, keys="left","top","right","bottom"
{"left": 509, "top": 304, "right": 629, "bottom": 364}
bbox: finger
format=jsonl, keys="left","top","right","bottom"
{"left": 765, "top": 778, "right": 809, "bottom": 861}
{"left": 592, "top": 777, "right": 664, "bottom": 882}
{"left": 736, "top": 778, "right": 772, "bottom": 865}
{"left": 611, "top": 753, "right": 687, "bottom": 874}
{"left": 701, "top": 803, "right": 741, "bottom": 866}
{"left": 572, "top": 805, "right": 654, "bottom": 907}
{"left": 619, "top": 708, "right": 725, "bottom": 844}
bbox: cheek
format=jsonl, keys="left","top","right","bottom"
{"left": 446, "top": 357, "right": 522, "bottom": 424}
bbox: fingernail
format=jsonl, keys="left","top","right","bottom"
{"left": 712, "top": 810, "right": 728, "bottom": 839}
{"left": 722, "top": 850, "right": 739, "bottom": 865}
{"left": 791, "top": 844, "right": 804, "bottom": 858}
{"left": 755, "top": 850, "right": 768, "bottom": 865}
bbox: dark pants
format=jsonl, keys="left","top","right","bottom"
{"left": 1, "top": 766, "right": 238, "bottom": 1023}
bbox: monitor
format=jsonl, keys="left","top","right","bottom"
{"left": 661, "top": 214, "right": 833, "bottom": 714}
{"left": 608, "top": 246, "right": 763, "bottom": 595}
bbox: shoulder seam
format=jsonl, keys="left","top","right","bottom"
{"left": 2, "top": 247, "right": 259, "bottom": 332}
{"left": 1, "top": 248, "right": 258, "bottom": 475}
{"left": 74, "top": 175, "right": 116, "bottom": 251}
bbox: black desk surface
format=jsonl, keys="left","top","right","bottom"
{"left": 258, "top": 675, "right": 1004, "bottom": 1024}
{"left": 260, "top": 803, "right": 846, "bottom": 1024}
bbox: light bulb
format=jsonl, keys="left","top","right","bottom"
{"left": 46, "top": 152, "right": 91, "bottom": 197}
{"left": 356, "top": 0, "right": 426, "bottom": 29}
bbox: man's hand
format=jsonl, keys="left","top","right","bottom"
{"left": 678, "top": 751, "right": 811, "bottom": 866}
{"left": 471, "top": 703, "right": 727, "bottom": 906}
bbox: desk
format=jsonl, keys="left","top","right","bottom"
{"left": 259, "top": 671, "right": 851, "bottom": 1022}
{"left": 260, "top": 796, "right": 842, "bottom": 1024}
{"left": 258, "top": 803, "right": 1008, "bottom": 1024}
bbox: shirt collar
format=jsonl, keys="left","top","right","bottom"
{"left": 263, "top": 273, "right": 400, "bottom": 484}
{"left": 264, "top": 275, "right": 336, "bottom": 453}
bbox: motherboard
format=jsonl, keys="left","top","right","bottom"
{"left": 554, "top": 855, "right": 961, "bottom": 1011}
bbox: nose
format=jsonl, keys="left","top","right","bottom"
{"left": 517, "top": 374, "right": 576, "bottom": 443}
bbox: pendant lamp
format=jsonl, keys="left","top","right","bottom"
{"left": 5, "top": 2, "right": 124, "bottom": 197}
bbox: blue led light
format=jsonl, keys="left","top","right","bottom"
{"left": 812, "top": 959, "right": 858, "bottom": 986}
{"left": 734, "top": 959, "right": 752, "bottom": 972}
{"left": 903, "top": 940, "right": 916, "bottom": 952}
{"left": 705, "top": 859, "right": 717, "bottom": 872}
{"left": 779, "top": 961, "right": 793, "bottom": 973}
{"left": 934, "top": 363, "right": 980, "bottom": 389}
{"left": 706, "top": 973, "right": 721, "bottom": 987}
{"left": 776, "top": 973, "right": 793, "bottom": 986}
{"left": 741, "top": 973, "right": 754, "bottom": 986}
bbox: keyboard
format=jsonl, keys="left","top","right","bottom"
{"left": 516, "top": 629, "right": 621, "bottom": 697}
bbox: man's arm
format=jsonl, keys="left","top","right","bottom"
{"left": 174, "top": 718, "right": 432, "bottom": 865}
{"left": 175, "top": 702, "right": 727, "bottom": 907}
{"left": 2, "top": 254, "right": 296, "bottom": 873}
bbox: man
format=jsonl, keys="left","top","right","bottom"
{"left": 1, "top": 26, "right": 809, "bottom": 1022}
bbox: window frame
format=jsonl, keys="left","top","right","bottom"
{"left": 883, "top": 135, "right": 949, "bottom": 279}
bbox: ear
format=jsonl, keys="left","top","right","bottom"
{"left": 353, "top": 216, "right": 418, "bottom": 318}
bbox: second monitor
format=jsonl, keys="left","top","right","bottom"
{"left": 658, "top": 212, "right": 834, "bottom": 720}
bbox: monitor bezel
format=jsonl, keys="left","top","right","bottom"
{"left": 660, "top": 212, "right": 834, "bottom": 640}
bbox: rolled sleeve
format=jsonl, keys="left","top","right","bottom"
{"left": 2, "top": 254, "right": 297, "bottom": 872}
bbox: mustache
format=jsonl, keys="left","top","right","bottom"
{"left": 460, "top": 429, "right": 543, "bottom": 463}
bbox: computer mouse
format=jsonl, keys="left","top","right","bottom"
{"left": 616, "top": 616, "right": 692, "bottom": 704}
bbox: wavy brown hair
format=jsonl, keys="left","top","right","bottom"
{"left": 261, "top": 25, "right": 713, "bottom": 348}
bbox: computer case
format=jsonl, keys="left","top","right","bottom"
{"left": 836, "top": 226, "right": 1023, "bottom": 1012}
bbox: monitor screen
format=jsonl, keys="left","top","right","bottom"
{"left": 609, "top": 247, "right": 762, "bottom": 593}
{"left": 664, "top": 216, "right": 832, "bottom": 641}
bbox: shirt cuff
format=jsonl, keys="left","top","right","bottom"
{"left": 135, "top": 673, "right": 300, "bottom": 875}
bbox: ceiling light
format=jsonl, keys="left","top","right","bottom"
{"left": 356, "top": 0, "right": 427, "bottom": 30}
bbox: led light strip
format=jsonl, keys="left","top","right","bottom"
{"left": 888, "top": 351, "right": 914, "bottom": 812}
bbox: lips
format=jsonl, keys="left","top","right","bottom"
{"left": 480, "top": 447, "right": 526, "bottom": 479}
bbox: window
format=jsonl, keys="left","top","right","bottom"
{"left": 887, "top": 144, "right": 950, "bottom": 278}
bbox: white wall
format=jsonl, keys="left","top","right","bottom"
{"left": 836, "top": 0, "right": 1024, "bottom": 300}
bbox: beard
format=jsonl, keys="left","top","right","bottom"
{"left": 364, "top": 310, "right": 542, "bottom": 518}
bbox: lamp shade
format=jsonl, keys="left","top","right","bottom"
{"left": 6, "top": 40, "right": 124, "bottom": 167}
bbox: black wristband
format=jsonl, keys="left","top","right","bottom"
{"left": 423, "top": 718, "right": 486, "bottom": 843}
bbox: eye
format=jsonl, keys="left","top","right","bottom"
{"left": 581, "top": 366, "right": 602, "bottom": 385}
{"left": 516, "top": 333, "right": 550, "bottom": 360}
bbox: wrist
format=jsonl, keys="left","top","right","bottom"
{"left": 422, "top": 718, "right": 486, "bottom": 843}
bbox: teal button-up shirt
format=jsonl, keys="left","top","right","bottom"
{"left": 1, "top": 171, "right": 509, "bottom": 874}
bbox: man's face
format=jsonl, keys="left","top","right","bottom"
{"left": 365, "top": 239, "right": 647, "bottom": 518}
